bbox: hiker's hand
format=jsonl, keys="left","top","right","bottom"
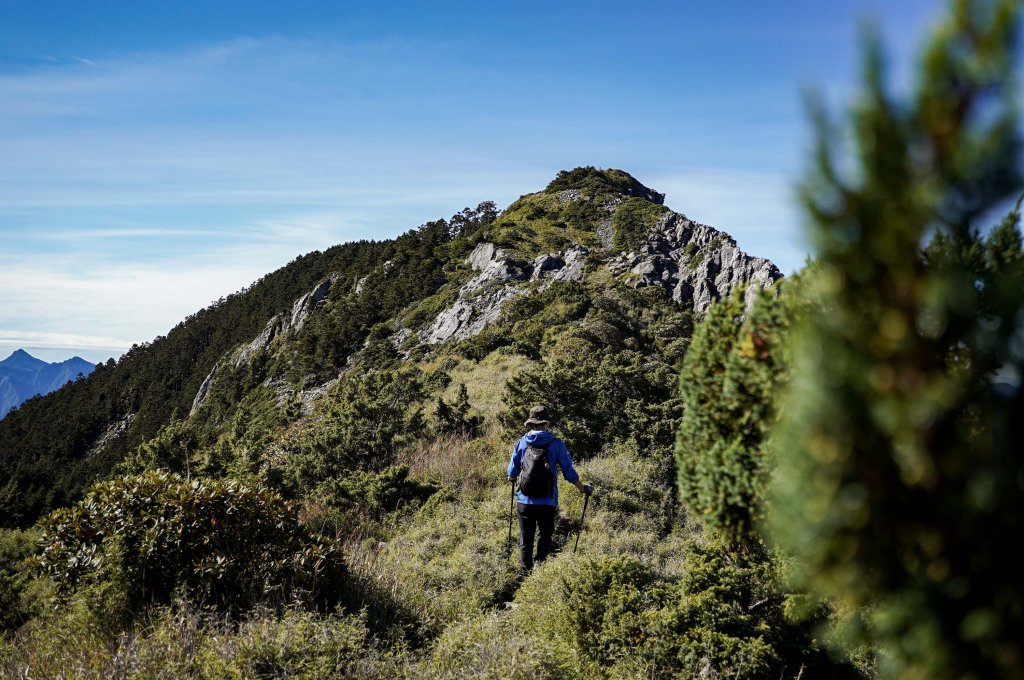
{"left": 583, "top": 484, "right": 593, "bottom": 496}
{"left": 508, "top": 475, "right": 517, "bottom": 482}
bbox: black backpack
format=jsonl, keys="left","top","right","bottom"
{"left": 519, "top": 441, "right": 555, "bottom": 498}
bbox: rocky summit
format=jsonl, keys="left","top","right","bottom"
{"left": 185, "top": 167, "right": 782, "bottom": 413}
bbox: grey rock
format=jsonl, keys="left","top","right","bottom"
{"left": 467, "top": 242, "right": 499, "bottom": 271}
{"left": 190, "top": 363, "right": 219, "bottom": 415}
{"left": 423, "top": 242, "right": 525, "bottom": 345}
{"left": 290, "top": 275, "right": 337, "bottom": 333}
{"left": 531, "top": 246, "right": 589, "bottom": 284}
{"left": 87, "top": 413, "right": 135, "bottom": 457}
{"left": 609, "top": 213, "right": 781, "bottom": 313}
{"left": 531, "top": 252, "right": 565, "bottom": 279}
{"left": 193, "top": 275, "right": 339, "bottom": 413}
{"left": 235, "top": 316, "right": 285, "bottom": 369}
{"left": 424, "top": 242, "right": 593, "bottom": 345}
{"left": 596, "top": 215, "right": 615, "bottom": 249}
{"left": 391, "top": 326, "right": 412, "bottom": 349}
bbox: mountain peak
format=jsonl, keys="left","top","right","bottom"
{"left": 544, "top": 167, "right": 665, "bottom": 205}
{"left": 0, "top": 349, "right": 96, "bottom": 418}
{"left": 0, "top": 349, "right": 46, "bottom": 370}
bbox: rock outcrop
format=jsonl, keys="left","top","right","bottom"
{"left": 190, "top": 364, "right": 219, "bottom": 414}
{"left": 191, "top": 275, "right": 338, "bottom": 414}
{"left": 423, "top": 242, "right": 590, "bottom": 345}
{"left": 86, "top": 413, "right": 135, "bottom": 457}
{"left": 422, "top": 243, "right": 527, "bottom": 345}
{"left": 194, "top": 171, "right": 781, "bottom": 411}
{"left": 608, "top": 212, "right": 780, "bottom": 312}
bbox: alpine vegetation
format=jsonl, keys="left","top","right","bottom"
{"left": 1, "top": 1, "right": 1022, "bottom": 678}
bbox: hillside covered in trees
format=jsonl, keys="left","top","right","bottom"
{"left": 2, "top": 1, "right": 1023, "bottom": 678}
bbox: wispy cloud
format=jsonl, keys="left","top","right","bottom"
{"left": 16, "top": 227, "right": 221, "bottom": 242}
{"left": 0, "top": 329, "right": 132, "bottom": 351}
{"left": 0, "top": 208, "right": 384, "bottom": 357}
{"left": 0, "top": 30, "right": 819, "bottom": 362}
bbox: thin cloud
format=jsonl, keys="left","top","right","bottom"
{"left": 0, "top": 210, "right": 376, "bottom": 350}
{"left": 15, "top": 227, "right": 221, "bottom": 241}
{"left": 0, "top": 329, "right": 132, "bottom": 351}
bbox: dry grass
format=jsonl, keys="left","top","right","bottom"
{"left": 396, "top": 427, "right": 509, "bottom": 497}
{"left": 439, "top": 351, "right": 537, "bottom": 422}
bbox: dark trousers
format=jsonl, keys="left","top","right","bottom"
{"left": 518, "top": 502, "right": 556, "bottom": 573}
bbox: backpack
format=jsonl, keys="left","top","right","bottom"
{"left": 519, "top": 441, "right": 555, "bottom": 498}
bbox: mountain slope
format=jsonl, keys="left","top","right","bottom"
{"left": 0, "top": 350, "right": 95, "bottom": 417}
{"left": 0, "top": 240, "right": 399, "bottom": 525}
{"left": 0, "top": 168, "right": 779, "bottom": 528}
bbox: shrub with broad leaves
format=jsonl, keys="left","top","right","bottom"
{"left": 35, "top": 470, "right": 344, "bottom": 612}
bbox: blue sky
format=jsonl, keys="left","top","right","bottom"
{"left": 1, "top": 0, "right": 939, "bottom": 362}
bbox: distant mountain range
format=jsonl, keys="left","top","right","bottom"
{"left": 0, "top": 349, "right": 95, "bottom": 418}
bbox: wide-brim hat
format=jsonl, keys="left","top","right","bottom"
{"left": 524, "top": 405, "right": 553, "bottom": 427}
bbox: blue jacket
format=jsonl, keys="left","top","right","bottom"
{"left": 507, "top": 430, "right": 579, "bottom": 506}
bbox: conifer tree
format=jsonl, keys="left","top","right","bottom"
{"left": 676, "top": 288, "right": 790, "bottom": 543}
{"left": 771, "top": 1, "right": 1023, "bottom": 676}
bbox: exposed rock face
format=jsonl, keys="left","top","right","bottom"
{"left": 423, "top": 242, "right": 589, "bottom": 345}
{"left": 87, "top": 413, "right": 135, "bottom": 457}
{"left": 192, "top": 275, "right": 338, "bottom": 414}
{"left": 235, "top": 317, "right": 285, "bottom": 369}
{"left": 291, "top": 276, "right": 336, "bottom": 333}
{"left": 423, "top": 243, "right": 527, "bottom": 345}
{"left": 190, "top": 364, "right": 219, "bottom": 414}
{"left": 531, "top": 246, "right": 589, "bottom": 283}
{"left": 609, "top": 212, "right": 780, "bottom": 313}
{"left": 422, "top": 207, "right": 778, "bottom": 346}
{"left": 194, "top": 174, "right": 782, "bottom": 412}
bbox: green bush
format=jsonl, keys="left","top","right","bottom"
{"left": 676, "top": 287, "right": 788, "bottom": 542}
{"left": 502, "top": 333, "right": 679, "bottom": 458}
{"left": 611, "top": 197, "right": 670, "bottom": 252}
{"left": 317, "top": 464, "right": 438, "bottom": 516}
{"left": 35, "top": 470, "right": 344, "bottom": 612}
{"left": 0, "top": 528, "right": 47, "bottom": 633}
{"left": 561, "top": 548, "right": 860, "bottom": 679}
{"left": 1, "top": 598, "right": 405, "bottom": 679}
{"left": 285, "top": 366, "right": 426, "bottom": 491}
{"left": 772, "top": 1, "right": 1024, "bottom": 676}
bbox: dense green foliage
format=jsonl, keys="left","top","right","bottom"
{"left": 562, "top": 547, "right": 855, "bottom": 679}
{"left": 547, "top": 167, "right": 666, "bottom": 203}
{"left": 474, "top": 166, "right": 666, "bottom": 257}
{"left": 611, "top": 197, "right": 670, "bottom": 252}
{"left": 495, "top": 280, "right": 688, "bottom": 459}
{"left": 0, "top": 203, "right": 498, "bottom": 529}
{"left": 0, "top": 529, "right": 45, "bottom": 633}
{"left": 0, "top": 164, "right": 834, "bottom": 677}
{"left": 36, "top": 471, "right": 343, "bottom": 612}
{"left": 770, "top": 2, "right": 1024, "bottom": 678}
{"left": 0, "top": 243, "right": 384, "bottom": 527}
{"left": 676, "top": 287, "right": 791, "bottom": 542}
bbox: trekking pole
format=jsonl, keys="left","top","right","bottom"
{"left": 573, "top": 491, "right": 591, "bottom": 554}
{"left": 507, "top": 478, "right": 516, "bottom": 556}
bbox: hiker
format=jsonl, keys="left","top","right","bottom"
{"left": 507, "top": 405, "right": 592, "bottom": 574}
